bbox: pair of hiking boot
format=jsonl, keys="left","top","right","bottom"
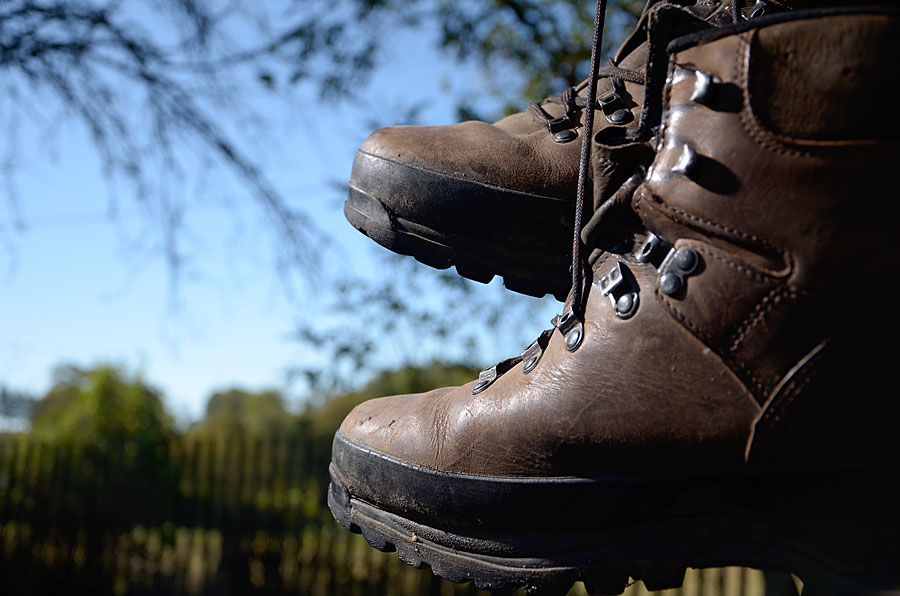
{"left": 329, "top": 1, "right": 900, "bottom": 594}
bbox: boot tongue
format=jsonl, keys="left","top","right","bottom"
{"left": 616, "top": 41, "right": 649, "bottom": 72}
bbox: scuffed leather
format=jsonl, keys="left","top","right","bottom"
{"left": 353, "top": 0, "right": 744, "bottom": 225}
{"left": 339, "top": 9, "right": 900, "bottom": 486}
{"left": 340, "top": 252, "right": 759, "bottom": 478}
{"left": 356, "top": 76, "right": 644, "bottom": 212}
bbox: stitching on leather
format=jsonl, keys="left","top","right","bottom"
{"left": 657, "top": 283, "right": 770, "bottom": 402}
{"left": 664, "top": 242, "right": 784, "bottom": 346}
{"left": 694, "top": 244, "right": 779, "bottom": 284}
{"left": 730, "top": 358, "right": 770, "bottom": 402}
{"left": 736, "top": 30, "right": 870, "bottom": 155}
{"left": 773, "top": 352, "right": 821, "bottom": 420}
{"left": 638, "top": 189, "right": 788, "bottom": 262}
{"left": 654, "top": 287, "right": 757, "bottom": 389}
{"left": 728, "top": 285, "right": 785, "bottom": 353}
{"left": 655, "top": 286, "right": 715, "bottom": 345}
{"left": 741, "top": 23, "right": 882, "bottom": 150}
{"left": 762, "top": 375, "right": 801, "bottom": 427}
{"left": 759, "top": 347, "right": 822, "bottom": 431}
{"left": 732, "top": 284, "right": 807, "bottom": 353}
{"left": 736, "top": 31, "right": 813, "bottom": 158}
{"left": 729, "top": 286, "right": 807, "bottom": 398}
{"left": 759, "top": 376, "right": 798, "bottom": 429}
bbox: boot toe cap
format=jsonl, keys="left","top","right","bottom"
{"left": 337, "top": 385, "right": 465, "bottom": 466}
{"left": 351, "top": 120, "right": 576, "bottom": 201}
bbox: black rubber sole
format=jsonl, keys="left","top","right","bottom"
{"left": 328, "top": 436, "right": 900, "bottom": 595}
{"left": 345, "top": 183, "right": 572, "bottom": 302}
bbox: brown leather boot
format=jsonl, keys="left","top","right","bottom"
{"left": 330, "top": 6, "right": 900, "bottom": 595}
{"left": 345, "top": 0, "right": 754, "bottom": 301}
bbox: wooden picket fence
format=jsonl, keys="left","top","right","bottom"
{"left": 0, "top": 435, "right": 790, "bottom": 596}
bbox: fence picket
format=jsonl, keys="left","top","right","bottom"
{"left": 0, "top": 435, "right": 776, "bottom": 596}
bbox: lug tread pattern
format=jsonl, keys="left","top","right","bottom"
{"left": 329, "top": 478, "right": 677, "bottom": 595}
{"left": 327, "top": 471, "right": 900, "bottom": 596}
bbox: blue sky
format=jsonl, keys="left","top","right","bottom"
{"left": 0, "top": 17, "right": 558, "bottom": 424}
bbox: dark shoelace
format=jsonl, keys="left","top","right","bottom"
{"left": 568, "top": 0, "right": 747, "bottom": 313}
{"left": 526, "top": 62, "right": 646, "bottom": 125}
{"left": 474, "top": 0, "right": 756, "bottom": 393}
{"left": 571, "top": 0, "right": 609, "bottom": 314}
{"left": 477, "top": 0, "right": 610, "bottom": 393}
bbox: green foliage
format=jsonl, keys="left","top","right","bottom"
{"left": 25, "top": 365, "right": 178, "bottom": 521}
{"left": 30, "top": 364, "right": 174, "bottom": 449}
{"left": 188, "top": 387, "right": 298, "bottom": 440}
{"left": 1, "top": 0, "right": 643, "bottom": 391}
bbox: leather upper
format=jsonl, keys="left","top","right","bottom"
{"left": 354, "top": 74, "right": 645, "bottom": 208}
{"left": 338, "top": 9, "right": 900, "bottom": 484}
{"left": 339, "top": 250, "right": 760, "bottom": 478}
{"left": 349, "top": 0, "right": 746, "bottom": 219}
{"left": 635, "top": 13, "right": 900, "bottom": 406}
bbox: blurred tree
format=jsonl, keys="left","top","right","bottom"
{"left": 0, "top": 0, "right": 337, "bottom": 278}
{"left": 187, "top": 387, "right": 297, "bottom": 440}
{"left": 28, "top": 364, "right": 177, "bottom": 522}
{"left": 31, "top": 364, "right": 174, "bottom": 447}
{"left": 1, "top": 0, "right": 641, "bottom": 267}
{"left": 430, "top": 0, "right": 643, "bottom": 117}
{"left": 0, "top": 385, "right": 35, "bottom": 425}
{"left": 283, "top": 1, "right": 645, "bottom": 392}
{"left": 2, "top": 0, "right": 641, "bottom": 394}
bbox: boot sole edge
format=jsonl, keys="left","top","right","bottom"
{"left": 345, "top": 156, "right": 573, "bottom": 301}
{"left": 328, "top": 432, "right": 900, "bottom": 595}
